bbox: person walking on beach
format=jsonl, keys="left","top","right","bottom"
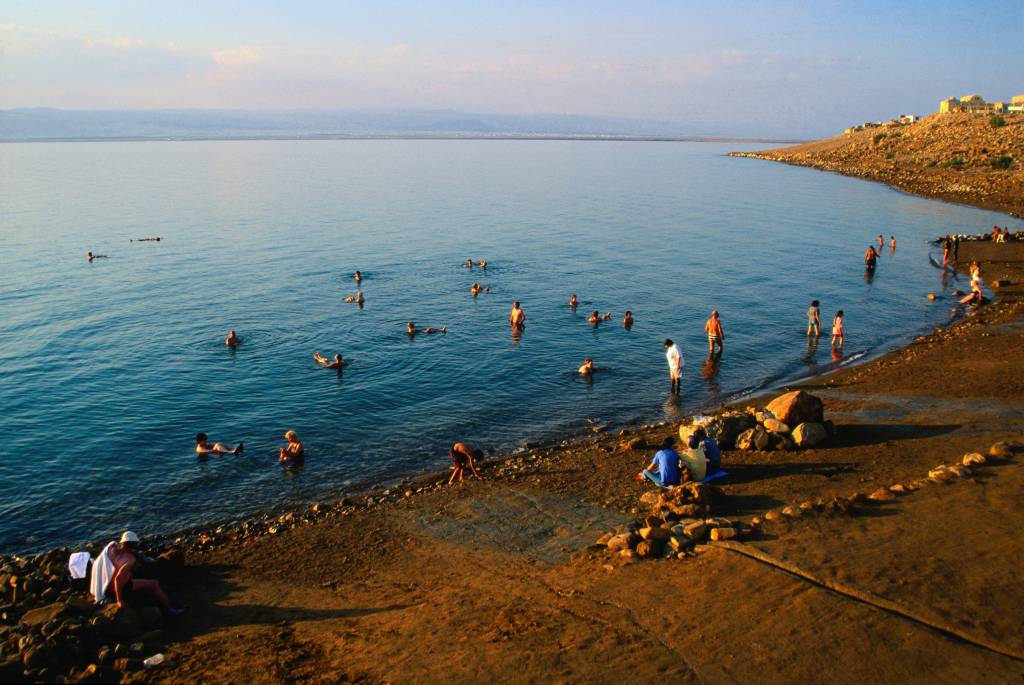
{"left": 225, "top": 330, "right": 241, "bottom": 348}
{"left": 664, "top": 338, "right": 683, "bottom": 394}
{"left": 279, "top": 430, "right": 304, "bottom": 464}
{"left": 831, "top": 310, "right": 845, "bottom": 349}
{"left": 448, "top": 442, "right": 484, "bottom": 484}
{"left": 195, "top": 433, "right": 243, "bottom": 456}
{"left": 704, "top": 310, "right": 724, "bottom": 356}
{"left": 509, "top": 301, "right": 526, "bottom": 329}
{"left": 806, "top": 300, "right": 821, "bottom": 338}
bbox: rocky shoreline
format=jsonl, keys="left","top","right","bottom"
{"left": 730, "top": 113, "right": 1024, "bottom": 218}
{"left": 3, "top": 236, "right": 1023, "bottom": 683}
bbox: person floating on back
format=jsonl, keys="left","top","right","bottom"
{"left": 639, "top": 437, "right": 681, "bottom": 488}
{"left": 806, "top": 300, "right": 821, "bottom": 338}
{"left": 508, "top": 301, "right": 526, "bottom": 329}
{"left": 87, "top": 251, "right": 108, "bottom": 262}
{"left": 314, "top": 352, "right": 351, "bottom": 369}
{"left": 225, "top": 330, "right": 241, "bottom": 348}
{"left": 704, "top": 310, "right": 724, "bottom": 357}
{"left": 663, "top": 338, "right": 683, "bottom": 394}
{"left": 831, "top": 310, "right": 844, "bottom": 349}
{"left": 279, "top": 430, "right": 304, "bottom": 464}
{"left": 195, "top": 433, "right": 243, "bottom": 456}
{"left": 623, "top": 310, "right": 634, "bottom": 329}
{"left": 448, "top": 442, "right": 485, "bottom": 485}
{"left": 407, "top": 322, "right": 446, "bottom": 336}
{"left": 342, "top": 291, "right": 364, "bottom": 304}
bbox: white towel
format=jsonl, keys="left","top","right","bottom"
{"left": 89, "top": 542, "right": 117, "bottom": 605}
{"left": 68, "top": 552, "right": 91, "bottom": 580}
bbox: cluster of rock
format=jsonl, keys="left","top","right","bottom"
{"left": 590, "top": 482, "right": 755, "bottom": 561}
{"left": 0, "top": 548, "right": 183, "bottom": 683}
{"left": 679, "top": 390, "right": 832, "bottom": 452}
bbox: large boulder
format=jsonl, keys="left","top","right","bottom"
{"left": 765, "top": 391, "right": 824, "bottom": 427}
{"left": 792, "top": 422, "right": 828, "bottom": 448}
{"left": 681, "top": 412, "right": 754, "bottom": 449}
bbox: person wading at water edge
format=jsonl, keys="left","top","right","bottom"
{"left": 448, "top": 442, "right": 485, "bottom": 485}
{"left": 663, "top": 338, "right": 683, "bottom": 394}
{"left": 806, "top": 300, "right": 821, "bottom": 338}
{"left": 508, "top": 301, "right": 526, "bottom": 329}
{"left": 279, "top": 430, "right": 304, "bottom": 464}
{"left": 704, "top": 309, "right": 724, "bottom": 357}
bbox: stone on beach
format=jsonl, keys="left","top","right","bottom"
{"left": 868, "top": 488, "right": 897, "bottom": 501}
{"left": 791, "top": 422, "right": 828, "bottom": 448}
{"left": 962, "top": 453, "right": 987, "bottom": 466}
{"left": 762, "top": 418, "right": 789, "bottom": 434}
{"left": 989, "top": 440, "right": 1024, "bottom": 458}
{"left": 765, "top": 390, "right": 825, "bottom": 427}
{"left": 709, "top": 527, "right": 737, "bottom": 541}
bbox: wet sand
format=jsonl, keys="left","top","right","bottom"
{"left": 109, "top": 240, "right": 1024, "bottom": 684}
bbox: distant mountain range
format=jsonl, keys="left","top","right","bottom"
{"left": 0, "top": 108, "right": 800, "bottom": 143}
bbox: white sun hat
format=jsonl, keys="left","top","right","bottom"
{"left": 120, "top": 531, "right": 140, "bottom": 544}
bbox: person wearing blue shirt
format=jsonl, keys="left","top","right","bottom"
{"left": 694, "top": 427, "right": 721, "bottom": 475}
{"left": 642, "top": 437, "right": 681, "bottom": 487}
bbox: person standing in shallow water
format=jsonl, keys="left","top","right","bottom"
{"left": 663, "top": 338, "right": 683, "bottom": 394}
{"left": 831, "top": 310, "right": 845, "bottom": 349}
{"left": 806, "top": 300, "right": 821, "bottom": 338}
{"left": 508, "top": 301, "right": 526, "bottom": 329}
{"left": 704, "top": 310, "right": 724, "bottom": 357}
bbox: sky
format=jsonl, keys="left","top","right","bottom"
{"left": 1, "top": 0, "right": 1021, "bottom": 137}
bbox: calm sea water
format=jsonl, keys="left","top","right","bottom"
{"left": 2, "top": 140, "right": 1021, "bottom": 553}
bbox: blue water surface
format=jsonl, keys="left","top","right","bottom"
{"left": 1, "top": 139, "right": 1020, "bottom": 552}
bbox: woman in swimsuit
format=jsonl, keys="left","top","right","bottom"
{"left": 831, "top": 310, "right": 844, "bottom": 349}
{"left": 806, "top": 300, "right": 821, "bottom": 338}
{"left": 279, "top": 430, "right": 304, "bottom": 464}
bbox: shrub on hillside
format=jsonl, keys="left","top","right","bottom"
{"left": 941, "top": 157, "right": 965, "bottom": 169}
{"left": 872, "top": 133, "right": 887, "bottom": 145}
{"left": 991, "top": 154, "right": 1013, "bottom": 170}
{"left": 885, "top": 152, "right": 895, "bottom": 159}
{"left": 990, "top": 115, "right": 1007, "bottom": 128}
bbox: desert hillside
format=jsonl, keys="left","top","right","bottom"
{"left": 732, "top": 113, "right": 1024, "bottom": 217}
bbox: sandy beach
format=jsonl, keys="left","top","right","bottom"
{"left": 2, "top": 238, "right": 1006, "bottom": 683}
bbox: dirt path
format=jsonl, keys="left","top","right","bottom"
{"left": 128, "top": 241, "right": 1024, "bottom": 684}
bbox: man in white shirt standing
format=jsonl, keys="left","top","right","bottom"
{"left": 663, "top": 338, "right": 683, "bottom": 394}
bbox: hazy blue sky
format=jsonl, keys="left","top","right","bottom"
{"left": 1, "top": 1, "right": 1021, "bottom": 137}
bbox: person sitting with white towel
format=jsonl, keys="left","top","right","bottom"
{"left": 89, "top": 531, "right": 183, "bottom": 615}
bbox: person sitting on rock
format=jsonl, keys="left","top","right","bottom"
{"left": 448, "top": 442, "right": 484, "bottom": 485}
{"left": 640, "top": 437, "right": 681, "bottom": 488}
{"left": 109, "top": 532, "right": 183, "bottom": 615}
{"left": 693, "top": 427, "right": 721, "bottom": 475}
{"left": 681, "top": 435, "right": 709, "bottom": 482}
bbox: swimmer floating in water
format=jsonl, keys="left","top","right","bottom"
{"left": 578, "top": 358, "right": 602, "bottom": 377}
{"left": 464, "top": 259, "right": 474, "bottom": 268}
{"left": 477, "top": 260, "right": 487, "bottom": 269}
{"left": 225, "top": 330, "right": 241, "bottom": 348}
{"left": 569, "top": 294, "right": 578, "bottom": 309}
{"left": 87, "top": 252, "right": 108, "bottom": 262}
{"left": 407, "top": 322, "right": 447, "bottom": 336}
{"left": 354, "top": 270, "right": 362, "bottom": 284}
{"left": 131, "top": 237, "right": 162, "bottom": 242}
{"left": 279, "top": 430, "right": 304, "bottom": 464}
{"left": 195, "top": 433, "right": 243, "bottom": 456}
{"left": 313, "top": 352, "right": 351, "bottom": 369}
{"left": 342, "top": 291, "right": 365, "bottom": 304}
{"left": 623, "top": 310, "right": 634, "bottom": 329}
{"left": 470, "top": 283, "right": 490, "bottom": 296}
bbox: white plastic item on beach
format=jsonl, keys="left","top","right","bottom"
{"left": 143, "top": 654, "right": 165, "bottom": 669}
{"left": 67, "top": 551, "right": 91, "bottom": 580}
